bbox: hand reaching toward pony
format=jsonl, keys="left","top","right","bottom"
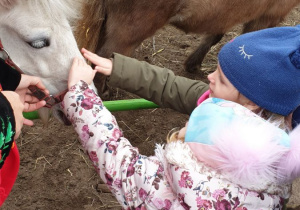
{"left": 68, "top": 57, "right": 97, "bottom": 89}
{"left": 81, "top": 48, "right": 113, "bottom": 76}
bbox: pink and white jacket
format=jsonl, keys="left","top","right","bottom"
{"left": 62, "top": 81, "right": 297, "bottom": 209}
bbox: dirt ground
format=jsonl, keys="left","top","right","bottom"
{"left": 2, "top": 6, "right": 300, "bottom": 210}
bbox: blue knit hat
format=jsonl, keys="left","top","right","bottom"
{"left": 218, "top": 25, "right": 300, "bottom": 116}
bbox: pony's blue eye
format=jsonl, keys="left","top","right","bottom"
{"left": 28, "top": 39, "right": 50, "bottom": 49}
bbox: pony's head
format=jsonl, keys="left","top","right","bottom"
{"left": 0, "top": 0, "right": 94, "bottom": 124}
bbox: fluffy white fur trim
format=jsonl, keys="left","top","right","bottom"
{"left": 209, "top": 118, "right": 289, "bottom": 188}
{"left": 163, "top": 130, "right": 290, "bottom": 196}
{"left": 278, "top": 125, "right": 300, "bottom": 183}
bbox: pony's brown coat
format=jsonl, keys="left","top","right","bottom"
{"left": 75, "top": 0, "right": 300, "bottom": 94}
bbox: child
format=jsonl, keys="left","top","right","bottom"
{"left": 81, "top": 42, "right": 300, "bottom": 129}
{"left": 0, "top": 58, "right": 48, "bottom": 205}
{"left": 63, "top": 25, "right": 300, "bottom": 209}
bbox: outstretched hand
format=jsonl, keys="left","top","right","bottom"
{"left": 15, "top": 74, "right": 48, "bottom": 112}
{"left": 68, "top": 57, "right": 97, "bottom": 89}
{"left": 81, "top": 48, "right": 113, "bottom": 76}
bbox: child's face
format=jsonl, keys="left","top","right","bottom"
{"left": 208, "top": 65, "right": 242, "bottom": 104}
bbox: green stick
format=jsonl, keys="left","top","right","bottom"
{"left": 103, "top": 99, "right": 159, "bottom": 112}
{"left": 23, "top": 99, "right": 159, "bottom": 119}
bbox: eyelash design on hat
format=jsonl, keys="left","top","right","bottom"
{"left": 239, "top": 45, "right": 253, "bottom": 59}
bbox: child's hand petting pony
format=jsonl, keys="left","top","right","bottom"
{"left": 68, "top": 57, "right": 97, "bottom": 89}
{"left": 81, "top": 48, "right": 113, "bottom": 76}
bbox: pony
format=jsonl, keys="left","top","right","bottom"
{"left": 0, "top": 0, "right": 91, "bottom": 124}
{"left": 75, "top": 0, "right": 300, "bottom": 95}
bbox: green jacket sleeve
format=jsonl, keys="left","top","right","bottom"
{"left": 107, "top": 53, "right": 209, "bottom": 115}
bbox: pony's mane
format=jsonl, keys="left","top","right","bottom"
{"left": 25, "top": 0, "right": 84, "bottom": 26}
{"left": 74, "top": 0, "right": 105, "bottom": 52}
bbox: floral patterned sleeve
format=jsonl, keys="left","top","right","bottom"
{"left": 62, "top": 81, "right": 176, "bottom": 209}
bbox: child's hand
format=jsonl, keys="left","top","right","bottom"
{"left": 2, "top": 91, "right": 30, "bottom": 139}
{"left": 81, "top": 48, "right": 113, "bottom": 76}
{"left": 68, "top": 57, "right": 96, "bottom": 89}
{"left": 17, "top": 74, "right": 49, "bottom": 95}
{"left": 15, "top": 74, "right": 48, "bottom": 112}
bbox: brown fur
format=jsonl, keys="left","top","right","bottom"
{"left": 75, "top": 0, "right": 300, "bottom": 94}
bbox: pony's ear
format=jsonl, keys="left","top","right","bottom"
{"left": 0, "top": 0, "right": 17, "bottom": 9}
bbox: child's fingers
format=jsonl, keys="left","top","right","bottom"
{"left": 81, "top": 48, "right": 112, "bottom": 76}
{"left": 81, "top": 48, "right": 94, "bottom": 58}
{"left": 81, "top": 48, "right": 94, "bottom": 56}
{"left": 95, "top": 66, "right": 111, "bottom": 76}
{"left": 70, "top": 57, "right": 79, "bottom": 70}
{"left": 24, "top": 101, "right": 46, "bottom": 112}
{"left": 82, "top": 52, "right": 99, "bottom": 65}
{"left": 23, "top": 118, "right": 34, "bottom": 126}
{"left": 81, "top": 48, "right": 103, "bottom": 66}
{"left": 70, "top": 57, "right": 87, "bottom": 73}
{"left": 24, "top": 94, "right": 40, "bottom": 103}
{"left": 81, "top": 48, "right": 89, "bottom": 54}
{"left": 78, "top": 58, "right": 86, "bottom": 67}
{"left": 29, "top": 76, "right": 47, "bottom": 92}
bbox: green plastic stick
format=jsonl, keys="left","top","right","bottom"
{"left": 104, "top": 99, "right": 159, "bottom": 112}
{"left": 23, "top": 99, "right": 159, "bottom": 119}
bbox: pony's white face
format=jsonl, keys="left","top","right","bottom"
{"left": 0, "top": 0, "right": 83, "bottom": 95}
{"left": 0, "top": 0, "right": 87, "bottom": 124}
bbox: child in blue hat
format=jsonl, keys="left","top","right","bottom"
{"left": 63, "top": 25, "right": 300, "bottom": 209}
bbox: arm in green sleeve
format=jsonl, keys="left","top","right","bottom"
{"left": 108, "top": 53, "right": 209, "bottom": 115}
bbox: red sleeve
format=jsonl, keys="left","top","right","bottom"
{"left": 0, "top": 143, "right": 20, "bottom": 206}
